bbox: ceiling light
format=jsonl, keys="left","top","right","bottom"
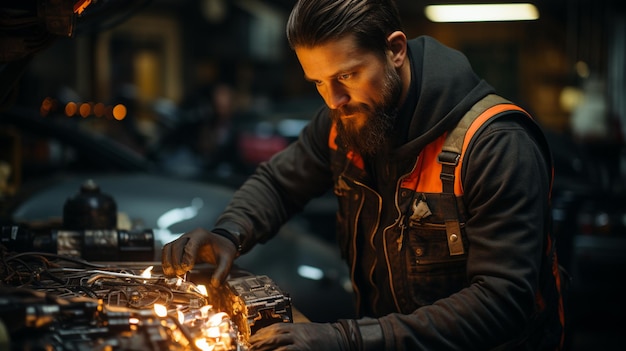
{"left": 424, "top": 3, "right": 540, "bottom": 22}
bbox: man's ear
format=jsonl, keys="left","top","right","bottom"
{"left": 387, "top": 31, "right": 407, "bottom": 67}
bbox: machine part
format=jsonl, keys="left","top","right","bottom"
{"left": 219, "top": 275, "right": 293, "bottom": 341}
{"left": 63, "top": 179, "right": 118, "bottom": 230}
{"left": 0, "top": 248, "right": 294, "bottom": 350}
{"left": 55, "top": 228, "right": 155, "bottom": 261}
{"left": 0, "top": 289, "right": 243, "bottom": 351}
{"left": 0, "top": 252, "right": 247, "bottom": 350}
{"left": 1, "top": 225, "right": 155, "bottom": 261}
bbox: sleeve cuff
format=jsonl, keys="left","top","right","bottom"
{"left": 336, "top": 318, "right": 384, "bottom": 351}
{"left": 211, "top": 228, "right": 242, "bottom": 255}
{"left": 212, "top": 220, "right": 253, "bottom": 253}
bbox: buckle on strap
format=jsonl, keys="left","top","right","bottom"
{"left": 438, "top": 151, "right": 460, "bottom": 166}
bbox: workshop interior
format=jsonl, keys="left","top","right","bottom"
{"left": 1, "top": 0, "right": 625, "bottom": 350}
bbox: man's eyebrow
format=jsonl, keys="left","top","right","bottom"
{"left": 303, "top": 67, "right": 354, "bottom": 82}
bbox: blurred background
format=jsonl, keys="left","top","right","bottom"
{"left": 1, "top": 0, "right": 625, "bottom": 349}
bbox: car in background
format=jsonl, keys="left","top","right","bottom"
{"left": 0, "top": 106, "right": 355, "bottom": 322}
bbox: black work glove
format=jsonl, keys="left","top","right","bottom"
{"left": 161, "top": 228, "right": 238, "bottom": 287}
{"left": 248, "top": 322, "right": 349, "bottom": 351}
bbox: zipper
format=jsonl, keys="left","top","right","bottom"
{"left": 382, "top": 158, "right": 421, "bottom": 312}
{"left": 397, "top": 216, "right": 406, "bottom": 252}
{"left": 341, "top": 174, "right": 382, "bottom": 316}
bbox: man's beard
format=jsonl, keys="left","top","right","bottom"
{"left": 330, "top": 64, "right": 402, "bottom": 156}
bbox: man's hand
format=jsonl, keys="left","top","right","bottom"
{"left": 161, "top": 228, "right": 238, "bottom": 287}
{"left": 248, "top": 322, "right": 348, "bottom": 351}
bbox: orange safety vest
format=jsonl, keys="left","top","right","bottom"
{"left": 400, "top": 94, "right": 531, "bottom": 256}
{"left": 403, "top": 94, "right": 529, "bottom": 195}
{"left": 402, "top": 93, "right": 565, "bottom": 349}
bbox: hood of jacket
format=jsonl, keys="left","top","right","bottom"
{"left": 394, "top": 36, "right": 496, "bottom": 156}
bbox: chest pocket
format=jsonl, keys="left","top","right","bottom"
{"left": 406, "top": 193, "right": 469, "bottom": 259}
{"left": 402, "top": 192, "right": 469, "bottom": 307}
{"left": 398, "top": 94, "right": 531, "bottom": 309}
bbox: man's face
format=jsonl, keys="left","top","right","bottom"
{"left": 295, "top": 35, "right": 402, "bottom": 155}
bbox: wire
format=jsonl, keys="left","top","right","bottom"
{"left": 0, "top": 250, "right": 205, "bottom": 310}
{"left": 0, "top": 248, "right": 244, "bottom": 351}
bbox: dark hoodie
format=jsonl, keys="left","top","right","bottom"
{"left": 214, "top": 36, "right": 562, "bottom": 350}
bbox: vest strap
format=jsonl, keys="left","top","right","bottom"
{"left": 438, "top": 151, "right": 460, "bottom": 194}
{"left": 439, "top": 94, "right": 513, "bottom": 256}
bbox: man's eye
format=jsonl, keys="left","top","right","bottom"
{"left": 338, "top": 74, "right": 351, "bottom": 80}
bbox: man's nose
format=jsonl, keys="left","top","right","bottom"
{"left": 322, "top": 84, "right": 349, "bottom": 110}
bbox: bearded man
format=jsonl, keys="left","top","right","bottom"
{"left": 162, "top": 0, "right": 566, "bottom": 349}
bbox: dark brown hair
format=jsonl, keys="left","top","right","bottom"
{"left": 286, "top": 0, "right": 403, "bottom": 58}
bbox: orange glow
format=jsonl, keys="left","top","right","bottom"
{"left": 79, "top": 103, "right": 91, "bottom": 118}
{"left": 41, "top": 97, "right": 53, "bottom": 110}
{"left": 200, "top": 305, "right": 212, "bottom": 318}
{"left": 208, "top": 312, "right": 228, "bottom": 326}
{"left": 74, "top": 0, "right": 92, "bottom": 14}
{"left": 154, "top": 304, "right": 168, "bottom": 318}
{"left": 197, "top": 285, "right": 208, "bottom": 296}
{"left": 141, "top": 266, "right": 154, "bottom": 278}
{"left": 194, "top": 339, "right": 212, "bottom": 351}
{"left": 93, "top": 102, "right": 106, "bottom": 117}
{"left": 65, "top": 102, "right": 78, "bottom": 117}
{"left": 113, "top": 104, "right": 127, "bottom": 121}
{"left": 40, "top": 97, "right": 54, "bottom": 116}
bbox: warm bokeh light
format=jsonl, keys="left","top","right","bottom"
{"left": 559, "top": 86, "right": 584, "bottom": 113}
{"left": 200, "top": 305, "right": 212, "bottom": 318}
{"left": 112, "top": 104, "right": 127, "bottom": 121}
{"left": 206, "top": 326, "right": 221, "bottom": 339}
{"left": 93, "top": 102, "right": 106, "bottom": 117}
{"left": 576, "top": 61, "right": 590, "bottom": 79}
{"left": 40, "top": 97, "right": 54, "bottom": 116}
{"left": 65, "top": 102, "right": 78, "bottom": 117}
{"left": 208, "top": 312, "right": 228, "bottom": 326}
{"left": 154, "top": 304, "right": 168, "bottom": 318}
{"left": 49, "top": 100, "right": 129, "bottom": 119}
{"left": 79, "top": 103, "right": 91, "bottom": 118}
{"left": 197, "top": 284, "right": 208, "bottom": 296}
{"left": 194, "top": 338, "right": 213, "bottom": 351}
{"left": 141, "top": 266, "right": 154, "bottom": 278}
